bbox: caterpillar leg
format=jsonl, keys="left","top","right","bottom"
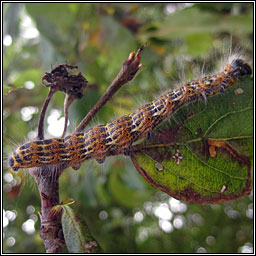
{"left": 72, "top": 166, "right": 81, "bottom": 170}
{"left": 146, "top": 131, "right": 152, "bottom": 140}
{"left": 124, "top": 146, "right": 133, "bottom": 156}
{"left": 95, "top": 156, "right": 106, "bottom": 164}
{"left": 71, "top": 163, "right": 82, "bottom": 170}
{"left": 219, "top": 85, "right": 225, "bottom": 94}
{"left": 200, "top": 91, "right": 207, "bottom": 102}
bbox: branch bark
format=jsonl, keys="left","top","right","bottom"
{"left": 29, "top": 165, "right": 67, "bottom": 253}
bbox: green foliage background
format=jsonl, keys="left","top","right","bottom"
{"left": 3, "top": 3, "right": 253, "bottom": 253}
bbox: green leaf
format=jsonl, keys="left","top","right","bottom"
{"left": 13, "top": 68, "right": 42, "bottom": 88}
{"left": 139, "top": 7, "right": 253, "bottom": 40}
{"left": 62, "top": 198, "right": 76, "bottom": 206}
{"left": 100, "top": 16, "right": 137, "bottom": 77}
{"left": 61, "top": 205, "right": 101, "bottom": 253}
{"left": 3, "top": 3, "right": 22, "bottom": 40}
{"left": 185, "top": 33, "right": 213, "bottom": 56}
{"left": 131, "top": 76, "right": 253, "bottom": 204}
{"left": 108, "top": 168, "right": 150, "bottom": 208}
{"left": 25, "top": 3, "right": 74, "bottom": 36}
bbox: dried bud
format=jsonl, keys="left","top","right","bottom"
{"left": 41, "top": 64, "right": 88, "bottom": 99}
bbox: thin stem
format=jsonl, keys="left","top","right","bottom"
{"left": 72, "top": 44, "right": 146, "bottom": 135}
{"left": 61, "top": 94, "right": 72, "bottom": 138}
{"left": 37, "top": 88, "right": 56, "bottom": 140}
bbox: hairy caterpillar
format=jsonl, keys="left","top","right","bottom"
{"left": 9, "top": 59, "right": 252, "bottom": 172}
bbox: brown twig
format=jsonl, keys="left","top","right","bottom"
{"left": 72, "top": 44, "right": 146, "bottom": 135}
{"left": 29, "top": 165, "right": 67, "bottom": 253}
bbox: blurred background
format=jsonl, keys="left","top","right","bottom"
{"left": 3, "top": 3, "right": 253, "bottom": 253}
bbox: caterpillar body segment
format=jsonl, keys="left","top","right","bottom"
{"left": 9, "top": 59, "right": 252, "bottom": 171}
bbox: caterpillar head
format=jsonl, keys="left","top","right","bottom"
{"left": 230, "top": 59, "right": 252, "bottom": 79}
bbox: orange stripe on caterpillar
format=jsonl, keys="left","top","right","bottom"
{"left": 9, "top": 59, "right": 252, "bottom": 171}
